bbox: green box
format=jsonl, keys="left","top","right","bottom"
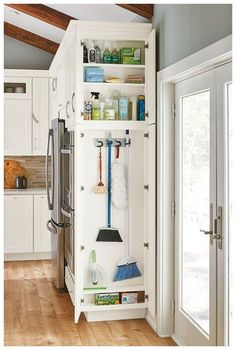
{"left": 120, "top": 48, "right": 141, "bottom": 65}
{"left": 95, "top": 293, "right": 120, "bottom": 305}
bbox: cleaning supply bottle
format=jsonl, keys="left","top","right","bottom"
{"left": 83, "top": 44, "right": 88, "bottom": 63}
{"left": 129, "top": 96, "right": 137, "bottom": 120}
{"left": 119, "top": 96, "right": 129, "bottom": 120}
{"left": 111, "top": 48, "right": 120, "bottom": 64}
{"left": 103, "top": 43, "right": 111, "bottom": 64}
{"left": 104, "top": 99, "right": 116, "bottom": 120}
{"left": 95, "top": 44, "right": 101, "bottom": 63}
{"left": 111, "top": 90, "right": 120, "bottom": 120}
{"left": 84, "top": 100, "right": 92, "bottom": 120}
{"left": 99, "top": 95, "right": 106, "bottom": 120}
{"left": 91, "top": 92, "right": 101, "bottom": 120}
{"left": 88, "top": 42, "right": 96, "bottom": 63}
{"left": 137, "top": 95, "right": 145, "bottom": 121}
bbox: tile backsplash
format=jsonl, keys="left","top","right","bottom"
{"left": 4, "top": 156, "right": 51, "bottom": 188}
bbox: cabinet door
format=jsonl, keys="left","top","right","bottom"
{"left": 34, "top": 195, "right": 51, "bottom": 252}
{"left": 64, "top": 44, "right": 76, "bottom": 129}
{"left": 145, "top": 124, "right": 156, "bottom": 320}
{"left": 32, "top": 78, "right": 49, "bottom": 155}
{"left": 145, "top": 29, "right": 156, "bottom": 125}
{"left": 4, "top": 99, "right": 32, "bottom": 155}
{"left": 4, "top": 195, "right": 33, "bottom": 253}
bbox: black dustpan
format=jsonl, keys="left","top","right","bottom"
{"left": 96, "top": 138, "right": 123, "bottom": 242}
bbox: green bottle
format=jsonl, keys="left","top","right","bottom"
{"left": 91, "top": 92, "right": 101, "bottom": 120}
{"left": 111, "top": 48, "right": 120, "bottom": 64}
{"left": 103, "top": 47, "right": 111, "bottom": 64}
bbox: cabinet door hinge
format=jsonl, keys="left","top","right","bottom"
{"left": 171, "top": 103, "right": 176, "bottom": 119}
{"left": 80, "top": 40, "right": 84, "bottom": 46}
{"left": 80, "top": 245, "right": 85, "bottom": 251}
{"left": 144, "top": 185, "right": 149, "bottom": 190}
{"left": 145, "top": 112, "right": 149, "bottom": 118}
{"left": 172, "top": 299, "right": 175, "bottom": 315}
{"left": 144, "top": 242, "right": 149, "bottom": 249}
{"left": 144, "top": 132, "right": 149, "bottom": 138}
{"left": 145, "top": 294, "right": 149, "bottom": 301}
{"left": 80, "top": 186, "right": 85, "bottom": 191}
{"left": 171, "top": 201, "right": 175, "bottom": 217}
{"left": 80, "top": 132, "right": 84, "bottom": 138}
{"left": 144, "top": 43, "right": 149, "bottom": 49}
{"left": 80, "top": 298, "right": 84, "bottom": 303}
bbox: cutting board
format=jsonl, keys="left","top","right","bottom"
{"left": 4, "top": 160, "right": 26, "bottom": 189}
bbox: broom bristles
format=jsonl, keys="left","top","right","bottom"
{"left": 96, "top": 228, "right": 123, "bottom": 242}
{"left": 113, "top": 262, "right": 142, "bottom": 282}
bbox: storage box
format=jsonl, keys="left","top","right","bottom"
{"left": 95, "top": 293, "right": 120, "bottom": 305}
{"left": 85, "top": 67, "right": 104, "bottom": 82}
{"left": 120, "top": 48, "right": 141, "bottom": 65}
{"left": 121, "top": 292, "right": 138, "bottom": 304}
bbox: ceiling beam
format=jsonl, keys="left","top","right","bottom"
{"left": 117, "top": 4, "right": 154, "bottom": 19}
{"left": 6, "top": 4, "right": 76, "bottom": 30}
{"left": 4, "top": 22, "right": 59, "bottom": 55}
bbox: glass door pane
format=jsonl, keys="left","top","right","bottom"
{"left": 181, "top": 90, "right": 210, "bottom": 334}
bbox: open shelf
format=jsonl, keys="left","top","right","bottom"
{"left": 81, "top": 302, "right": 147, "bottom": 312}
{"left": 83, "top": 284, "right": 145, "bottom": 295}
{"left": 83, "top": 82, "right": 145, "bottom": 88}
{"left": 83, "top": 63, "right": 145, "bottom": 69}
{"left": 78, "top": 120, "right": 147, "bottom": 130}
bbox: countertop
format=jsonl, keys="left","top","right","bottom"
{"left": 4, "top": 188, "right": 47, "bottom": 195}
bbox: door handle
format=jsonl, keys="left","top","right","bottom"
{"left": 200, "top": 229, "right": 213, "bottom": 235}
{"left": 61, "top": 207, "right": 72, "bottom": 218}
{"left": 46, "top": 219, "right": 57, "bottom": 234}
{"left": 46, "top": 129, "right": 54, "bottom": 210}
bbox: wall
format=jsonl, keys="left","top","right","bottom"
{"left": 152, "top": 4, "right": 232, "bottom": 70}
{"left": 4, "top": 156, "right": 50, "bottom": 188}
{"left": 4, "top": 36, "right": 54, "bottom": 70}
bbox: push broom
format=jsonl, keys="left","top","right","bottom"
{"left": 113, "top": 130, "right": 142, "bottom": 281}
{"left": 96, "top": 135, "right": 123, "bottom": 242}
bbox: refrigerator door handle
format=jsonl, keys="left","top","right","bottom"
{"left": 46, "top": 219, "right": 57, "bottom": 234}
{"left": 61, "top": 207, "right": 72, "bottom": 218}
{"left": 46, "top": 128, "right": 54, "bottom": 210}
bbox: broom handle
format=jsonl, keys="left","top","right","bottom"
{"left": 107, "top": 140, "right": 112, "bottom": 228}
{"left": 125, "top": 130, "right": 131, "bottom": 256}
{"left": 99, "top": 147, "right": 102, "bottom": 183}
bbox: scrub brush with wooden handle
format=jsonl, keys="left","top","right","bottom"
{"left": 95, "top": 146, "right": 106, "bottom": 194}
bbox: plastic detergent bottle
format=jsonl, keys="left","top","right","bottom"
{"left": 91, "top": 92, "right": 101, "bottom": 120}
{"left": 95, "top": 45, "right": 101, "bottom": 63}
{"left": 111, "top": 48, "right": 120, "bottom": 64}
{"left": 137, "top": 95, "right": 145, "bottom": 121}
{"left": 119, "top": 96, "right": 129, "bottom": 120}
{"left": 111, "top": 90, "right": 120, "bottom": 119}
{"left": 88, "top": 42, "right": 96, "bottom": 63}
{"left": 103, "top": 43, "right": 111, "bottom": 64}
{"left": 104, "top": 99, "right": 116, "bottom": 120}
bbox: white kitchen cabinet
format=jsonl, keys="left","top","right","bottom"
{"left": 32, "top": 78, "right": 49, "bottom": 155}
{"left": 34, "top": 195, "right": 51, "bottom": 252}
{"left": 50, "top": 21, "right": 156, "bottom": 328}
{"left": 4, "top": 195, "right": 33, "bottom": 253}
{"left": 4, "top": 99, "right": 32, "bottom": 156}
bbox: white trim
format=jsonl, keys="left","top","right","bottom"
{"left": 156, "top": 35, "right": 232, "bottom": 338}
{"left": 4, "top": 252, "right": 51, "bottom": 261}
{"left": 4, "top": 69, "right": 50, "bottom": 78}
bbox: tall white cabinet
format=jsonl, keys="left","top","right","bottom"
{"left": 50, "top": 21, "right": 156, "bottom": 330}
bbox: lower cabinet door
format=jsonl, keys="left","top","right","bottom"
{"left": 4, "top": 195, "right": 33, "bottom": 253}
{"left": 34, "top": 194, "right": 51, "bottom": 252}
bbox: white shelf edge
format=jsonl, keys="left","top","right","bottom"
{"left": 83, "top": 82, "right": 145, "bottom": 88}
{"left": 77, "top": 120, "right": 147, "bottom": 130}
{"left": 81, "top": 302, "right": 148, "bottom": 312}
{"left": 83, "top": 63, "right": 145, "bottom": 69}
{"left": 83, "top": 284, "right": 145, "bottom": 295}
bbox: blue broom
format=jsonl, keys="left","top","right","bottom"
{"left": 113, "top": 130, "right": 142, "bottom": 281}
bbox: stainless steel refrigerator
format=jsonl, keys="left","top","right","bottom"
{"left": 46, "top": 118, "right": 75, "bottom": 289}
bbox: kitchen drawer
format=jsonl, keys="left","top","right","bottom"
{"left": 65, "top": 265, "right": 75, "bottom": 305}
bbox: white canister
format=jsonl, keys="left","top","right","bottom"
{"left": 15, "top": 86, "right": 24, "bottom": 93}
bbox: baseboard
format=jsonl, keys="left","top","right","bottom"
{"left": 172, "top": 333, "right": 183, "bottom": 346}
{"left": 4, "top": 252, "right": 51, "bottom": 261}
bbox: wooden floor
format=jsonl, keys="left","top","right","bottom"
{"left": 4, "top": 260, "right": 176, "bottom": 346}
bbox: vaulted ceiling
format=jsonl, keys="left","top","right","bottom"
{"left": 4, "top": 4, "right": 153, "bottom": 55}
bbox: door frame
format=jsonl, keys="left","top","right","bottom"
{"left": 156, "top": 35, "right": 232, "bottom": 344}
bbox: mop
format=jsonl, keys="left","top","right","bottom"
{"left": 96, "top": 136, "right": 123, "bottom": 242}
{"left": 113, "top": 130, "right": 142, "bottom": 281}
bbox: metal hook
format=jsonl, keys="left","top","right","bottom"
{"left": 97, "top": 140, "right": 103, "bottom": 147}
{"left": 115, "top": 140, "right": 122, "bottom": 147}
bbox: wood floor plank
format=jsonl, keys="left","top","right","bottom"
{"left": 4, "top": 260, "right": 176, "bottom": 346}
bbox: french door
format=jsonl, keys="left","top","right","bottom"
{"left": 174, "top": 62, "right": 232, "bottom": 346}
